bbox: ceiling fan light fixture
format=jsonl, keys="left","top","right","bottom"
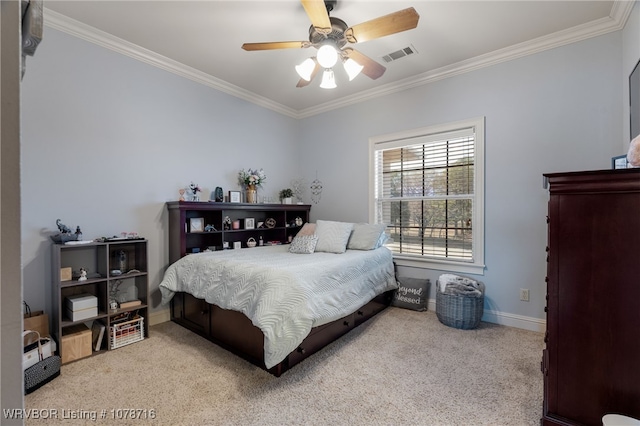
{"left": 343, "top": 58, "right": 364, "bottom": 81}
{"left": 317, "top": 44, "right": 338, "bottom": 69}
{"left": 320, "top": 69, "right": 337, "bottom": 89}
{"left": 295, "top": 57, "right": 316, "bottom": 81}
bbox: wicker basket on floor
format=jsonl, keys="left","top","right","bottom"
{"left": 436, "top": 281, "right": 485, "bottom": 330}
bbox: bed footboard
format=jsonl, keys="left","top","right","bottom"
{"left": 170, "top": 290, "right": 394, "bottom": 376}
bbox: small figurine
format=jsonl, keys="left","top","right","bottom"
{"left": 78, "top": 268, "right": 87, "bottom": 281}
{"left": 51, "top": 219, "right": 78, "bottom": 243}
{"left": 223, "top": 216, "right": 232, "bottom": 230}
{"left": 188, "top": 182, "right": 201, "bottom": 201}
{"left": 118, "top": 250, "right": 127, "bottom": 272}
{"left": 179, "top": 188, "right": 186, "bottom": 201}
{"left": 56, "top": 219, "right": 72, "bottom": 234}
{"left": 205, "top": 224, "right": 217, "bottom": 232}
{"left": 75, "top": 226, "right": 83, "bottom": 241}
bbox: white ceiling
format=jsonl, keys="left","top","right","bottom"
{"left": 42, "top": 1, "right": 632, "bottom": 118}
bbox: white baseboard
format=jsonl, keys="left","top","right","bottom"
{"left": 427, "top": 300, "right": 546, "bottom": 333}
{"left": 148, "top": 308, "right": 171, "bottom": 326}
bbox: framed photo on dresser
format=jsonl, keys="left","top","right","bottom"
{"left": 612, "top": 155, "right": 630, "bottom": 169}
{"left": 229, "top": 191, "right": 241, "bottom": 203}
{"left": 630, "top": 58, "right": 640, "bottom": 140}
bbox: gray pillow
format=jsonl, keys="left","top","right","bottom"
{"left": 314, "top": 220, "right": 354, "bottom": 254}
{"left": 391, "top": 277, "right": 430, "bottom": 311}
{"left": 375, "top": 232, "right": 390, "bottom": 248}
{"left": 289, "top": 234, "right": 318, "bottom": 254}
{"left": 347, "top": 223, "right": 387, "bottom": 250}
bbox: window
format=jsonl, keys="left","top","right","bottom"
{"left": 370, "top": 117, "right": 485, "bottom": 274}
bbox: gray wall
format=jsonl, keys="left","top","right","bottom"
{"left": 299, "top": 32, "right": 625, "bottom": 328}
{"left": 19, "top": 4, "right": 638, "bottom": 333}
{"left": 20, "top": 29, "right": 301, "bottom": 315}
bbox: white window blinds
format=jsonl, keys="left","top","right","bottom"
{"left": 371, "top": 118, "right": 484, "bottom": 272}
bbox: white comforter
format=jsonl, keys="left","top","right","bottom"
{"left": 159, "top": 245, "right": 397, "bottom": 368}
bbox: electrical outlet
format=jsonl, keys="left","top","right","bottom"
{"left": 520, "top": 288, "right": 530, "bottom": 302}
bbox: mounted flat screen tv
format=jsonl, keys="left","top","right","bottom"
{"left": 631, "top": 58, "right": 640, "bottom": 140}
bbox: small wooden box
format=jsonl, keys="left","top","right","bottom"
{"left": 60, "top": 267, "right": 72, "bottom": 281}
{"left": 61, "top": 323, "right": 92, "bottom": 364}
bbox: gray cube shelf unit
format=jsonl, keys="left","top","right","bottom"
{"left": 52, "top": 239, "right": 149, "bottom": 363}
{"left": 166, "top": 201, "right": 311, "bottom": 263}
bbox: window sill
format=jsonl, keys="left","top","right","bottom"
{"left": 392, "top": 255, "right": 486, "bottom": 275}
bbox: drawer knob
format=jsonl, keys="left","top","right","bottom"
{"left": 297, "top": 347, "right": 305, "bottom": 354}
{"left": 343, "top": 321, "right": 349, "bottom": 327}
{"left": 357, "top": 310, "right": 364, "bottom": 316}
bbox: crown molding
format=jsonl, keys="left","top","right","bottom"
{"left": 44, "top": 2, "right": 635, "bottom": 120}
{"left": 43, "top": 8, "right": 299, "bottom": 119}
{"left": 297, "top": 1, "right": 636, "bottom": 119}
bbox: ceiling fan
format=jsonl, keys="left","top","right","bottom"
{"left": 241, "top": 0, "right": 419, "bottom": 88}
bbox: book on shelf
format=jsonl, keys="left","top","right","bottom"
{"left": 91, "top": 321, "right": 105, "bottom": 351}
{"left": 118, "top": 299, "right": 141, "bottom": 309}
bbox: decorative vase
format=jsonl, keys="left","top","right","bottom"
{"left": 246, "top": 185, "right": 257, "bottom": 203}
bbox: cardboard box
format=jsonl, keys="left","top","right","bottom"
{"left": 60, "top": 267, "right": 72, "bottom": 281}
{"left": 65, "top": 294, "right": 97, "bottom": 311}
{"left": 61, "top": 324, "right": 92, "bottom": 364}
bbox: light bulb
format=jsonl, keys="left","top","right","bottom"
{"left": 343, "top": 58, "right": 363, "bottom": 81}
{"left": 317, "top": 45, "right": 338, "bottom": 69}
{"left": 295, "top": 58, "right": 316, "bottom": 81}
{"left": 320, "top": 69, "right": 336, "bottom": 89}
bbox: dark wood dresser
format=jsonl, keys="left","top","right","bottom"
{"left": 542, "top": 169, "right": 640, "bottom": 425}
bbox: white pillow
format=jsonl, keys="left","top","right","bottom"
{"left": 314, "top": 220, "right": 354, "bottom": 254}
{"left": 289, "top": 234, "right": 318, "bottom": 254}
{"left": 347, "top": 223, "right": 387, "bottom": 250}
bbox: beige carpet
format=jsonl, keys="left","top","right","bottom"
{"left": 25, "top": 308, "right": 544, "bottom": 425}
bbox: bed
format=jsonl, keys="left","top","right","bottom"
{"left": 159, "top": 239, "right": 397, "bottom": 376}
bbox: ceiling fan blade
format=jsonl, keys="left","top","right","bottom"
{"left": 344, "top": 7, "right": 420, "bottom": 44}
{"left": 301, "top": 0, "right": 332, "bottom": 34}
{"left": 343, "top": 48, "right": 386, "bottom": 80}
{"left": 242, "top": 41, "right": 310, "bottom": 51}
{"left": 296, "top": 59, "right": 321, "bottom": 88}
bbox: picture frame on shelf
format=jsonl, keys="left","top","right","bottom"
{"left": 245, "top": 218, "right": 255, "bottom": 229}
{"left": 229, "top": 191, "right": 241, "bottom": 203}
{"left": 612, "top": 155, "right": 630, "bottom": 169}
{"left": 189, "top": 217, "right": 204, "bottom": 233}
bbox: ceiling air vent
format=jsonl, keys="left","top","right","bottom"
{"left": 381, "top": 45, "right": 417, "bottom": 63}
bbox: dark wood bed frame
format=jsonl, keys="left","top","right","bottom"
{"left": 170, "top": 289, "right": 394, "bottom": 376}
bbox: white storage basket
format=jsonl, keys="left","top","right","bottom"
{"left": 109, "top": 316, "right": 144, "bottom": 349}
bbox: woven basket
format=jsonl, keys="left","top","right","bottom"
{"left": 436, "top": 281, "right": 485, "bottom": 330}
